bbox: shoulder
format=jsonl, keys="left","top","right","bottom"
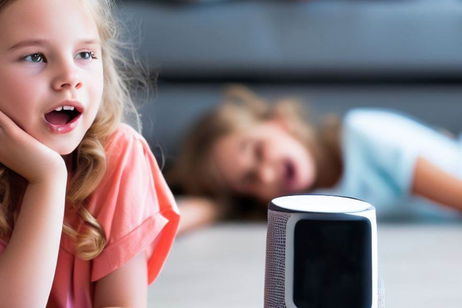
{"left": 90, "top": 123, "right": 162, "bottom": 205}
{"left": 88, "top": 124, "right": 179, "bottom": 284}
{"left": 342, "top": 108, "right": 433, "bottom": 142}
{"left": 103, "top": 123, "right": 153, "bottom": 167}
{"left": 343, "top": 108, "right": 418, "bottom": 130}
{"left": 87, "top": 122, "right": 176, "bottom": 241}
{"left": 105, "top": 123, "right": 148, "bottom": 152}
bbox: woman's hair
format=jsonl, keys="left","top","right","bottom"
{"left": 169, "top": 85, "right": 343, "bottom": 220}
{"left": 0, "top": 0, "right": 144, "bottom": 260}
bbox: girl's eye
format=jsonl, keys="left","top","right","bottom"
{"left": 76, "top": 51, "right": 97, "bottom": 60}
{"left": 24, "top": 53, "right": 46, "bottom": 63}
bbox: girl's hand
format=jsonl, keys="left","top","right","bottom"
{"left": 0, "top": 110, "right": 67, "bottom": 184}
{"left": 176, "top": 196, "right": 220, "bottom": 234}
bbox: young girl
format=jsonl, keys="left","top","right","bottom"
{"left": 0, "top": 0, "right": 179, "bottom": 307}
{"left": 171, "top": 85, "right": 462, "bottom": 233}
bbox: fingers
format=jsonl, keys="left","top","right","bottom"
{"left": 0, "top": 109, "right": 14, "bottom": 133}
{"left": 0, "top": 109, "right": 29, "bottom": 140}
{"left": 0, "top": 110, "right": 8, "bottom": 134}
{"left": 0, "top": 109, "right": 66, "bottom": 182}
{"left": 0, "top": 110, "right": 21, "bottom": 142}
{"left": 0, "top": 109, "right": 6, "bottom": 129}
{"left": 0, "top": 109, "right": 9, "bottom": 122}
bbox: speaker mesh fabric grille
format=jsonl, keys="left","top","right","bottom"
{"left": 264, "top": 210, "right": 291, "bottom": 308}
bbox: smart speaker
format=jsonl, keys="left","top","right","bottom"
{"left": 264, "top": 195, "right": 380, "bottom": 308}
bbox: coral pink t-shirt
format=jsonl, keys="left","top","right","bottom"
{"left": 0, "top": 123, "right": 180, "bottom": 307}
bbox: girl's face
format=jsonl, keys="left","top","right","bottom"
{"left": 212, "top": 120, "right": 316, "bottom": 203}
{"left": 0, "top": 0, "right": 104, "bottom": 155}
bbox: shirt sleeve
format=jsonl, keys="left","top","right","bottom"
{"left": 88, "top": 124, "right": 180, "bottom": 284}
{"left": 342, "top": 108, "right": 429, "bottom": 196}
{"left": 343, "top": 108, "right": 462, "bottom": 197}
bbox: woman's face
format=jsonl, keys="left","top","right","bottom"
{"left": 211, "top": 120, "right": 317, "bottom": 203}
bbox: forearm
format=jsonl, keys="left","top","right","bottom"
{"left": 0, "top": 174, "right": 67, "bottom": 307}
{"left": 412, "top": 156, "right": 462, "bottom": 211}
{"left": 177, "top": 197, "right": 220, "bottom": 235}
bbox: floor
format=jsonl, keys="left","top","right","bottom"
{"left": 148, "top": 222, "right": 462, "bottom": 308}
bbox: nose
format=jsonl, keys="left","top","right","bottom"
{"left": 51, "top": 60, "right": 82, "bottom": 91}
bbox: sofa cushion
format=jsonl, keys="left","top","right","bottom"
{"left": 118, "top": 0, "right": 462, "bottom": 80}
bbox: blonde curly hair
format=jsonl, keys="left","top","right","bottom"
{"left": 0, "top": 0, "right": 144, "bottom": 260}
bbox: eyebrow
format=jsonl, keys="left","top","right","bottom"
{"left": 8, "top": 39, "right": 101, "bottom": 51}
{"left": 8, "top": 39, "right": 46, "bottom": 51}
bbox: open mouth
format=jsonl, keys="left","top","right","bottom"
{"left": 44, "top": 106, "right": 82, "bottom": 125}
{"left": 284, "top": 160, "right": 296, "bottom": 187}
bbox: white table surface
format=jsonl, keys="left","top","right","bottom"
{"left": 148, "top": 222, "right": 462, "bottom": 308}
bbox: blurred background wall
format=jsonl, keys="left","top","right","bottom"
{"left": 116, "top": 0, "right": 462, "bottom": 164}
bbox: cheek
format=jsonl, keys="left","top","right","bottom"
{"left": 0, "top": 71, "right": 39, "bottom": 123}
{"left": 94, "top": 65, "right": 105, "bottom": 100}
{"left": 86, "top": 66, "right": 104, "bottom": 112}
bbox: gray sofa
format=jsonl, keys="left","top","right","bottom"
{"left": 117, "top": 0, "right": 462, "bottom": 162}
